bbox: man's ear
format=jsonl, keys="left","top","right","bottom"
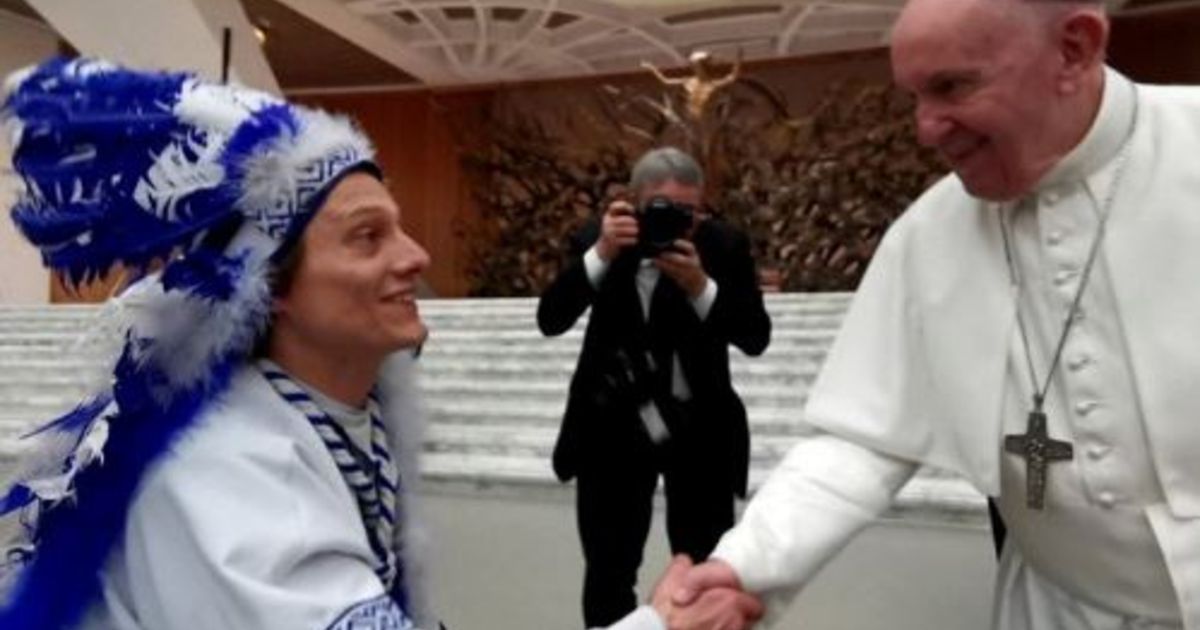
{"left": 1056, "top": 9, "right": 1109, "bottom": 94}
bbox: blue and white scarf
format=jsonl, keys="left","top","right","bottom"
{"left": 257, "top": 361, "right": 407, "bottom": 606}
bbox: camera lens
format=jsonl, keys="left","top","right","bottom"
{"left": 637, "top": 196, "right": 693, "bottom": 257}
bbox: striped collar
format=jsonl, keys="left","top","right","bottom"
{"left": 256, "top": 360, "right": 407, "bottom": 607}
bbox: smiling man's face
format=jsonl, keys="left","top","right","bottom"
{"left": 891, "top": 0, "right": 1069, "bottom": 201}
{"left": 274, "top": 172, "right": 430, "bottom": 361}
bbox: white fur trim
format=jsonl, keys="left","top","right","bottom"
{"left": 235, "top": 108, "right": 375, "bottom": 233}
{"left": 376, "top": 351, "right": 436, "bottom": 627}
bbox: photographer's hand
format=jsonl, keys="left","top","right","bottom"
{"left": 655, "top": 239, "right": 709, "bottom": 298}
{"left": 597, "top": 200, "right": 638, "bottom": 261}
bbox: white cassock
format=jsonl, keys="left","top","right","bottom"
{"left": 77, "top": 363, "right": 430, "bottom": 630}
{"left": 714, "top": 68, "right": 1200, "bottom": 629}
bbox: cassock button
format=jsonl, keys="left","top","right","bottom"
{"left": 1086, "top": 444, "right": 1110, "bottom": 460}
{"left": 1097, "top": 491, "right": 1116, "bottom": 508}
{"left": 1043, "top": 191, "right": 1060, "bottom": 206}
{"left": 1053, "top": 270, "right": 1076, "bottom": 287}
{"left": 1075, "top": 400, "right": 1100, "bottom": 416}
{"left": 1047, "top": 231, "right": 1064, "bottom": 246}
{"left": 1068, "top": 355, "right": 1091, "bottom": 372}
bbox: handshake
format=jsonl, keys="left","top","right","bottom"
{"left": 647, "top": 556, "right": 762, "bottom": 630}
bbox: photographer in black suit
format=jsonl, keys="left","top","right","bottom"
{"left": 538, "top": 147, "right": 771, "bottom": 628}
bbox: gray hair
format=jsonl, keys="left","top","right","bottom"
{"left": 629, "top": 147, "right": 704, "bottom": 192}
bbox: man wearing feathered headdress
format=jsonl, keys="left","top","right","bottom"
{"left": 0, "top": 57, "right": 435, "bottom": 630}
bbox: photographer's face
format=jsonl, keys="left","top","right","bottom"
{"left": 638, "top": 178, "right": 702, "bottom": 229}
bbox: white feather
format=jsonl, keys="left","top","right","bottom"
{"left": 125, "top": 228, "right": 275, "bottom": 399}
{"left": 64, "top": 59, "right": 117, "bottom": 79}
{"left": 1, "top": 64, "right": 35, "bottom": 98}
{"left": 20, "top": 416, "right": 110, "bottom": 505}
{"left": 376, "top": 351, "right": 436, "bottom": 627}
{"left": 132, "top": 130, "right": 227, "bottom": 222}
{"left": 0, "top": 66, "right": 31, "bottom": 151}
{"left": 175, "top": 80, "right": 276, "bottom": 134}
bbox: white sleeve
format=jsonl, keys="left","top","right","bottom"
{"left": 712, "top": 433, "right": 916, "bottom": 594}
{"left": 115, "top": 427, "right": 411, "bottom": 630}
{"left": 689, "top": 277, "right": 717, "bottom": 320}
{"left": 583, "top": 245, "right": 611, "bottom": 288}
{"left": 597, "top": 605, "right": 666, "bottom": 630}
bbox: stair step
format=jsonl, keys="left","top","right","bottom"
{"left": 424, "top": 399, "right": 811, "bottom": 432}
{"left": 0, "top": 294, "right": 864, "bottom": 499}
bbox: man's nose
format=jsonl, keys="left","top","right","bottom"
{"left": 391, "top": 231, "right": 430, "bottom": 274}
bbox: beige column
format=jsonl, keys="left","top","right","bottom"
{"left": 0, "top": 10, "right": 56, "bottom": 304}
{"left": 25, "top": 0, "right": 278, "bottom": 93}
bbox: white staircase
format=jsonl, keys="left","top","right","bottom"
{"left": 0, "top": 294, "right": 985, "bottom": 523}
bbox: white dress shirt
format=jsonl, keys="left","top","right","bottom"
{"left": 583, "top": 245, "right": 717, "bottom": 401}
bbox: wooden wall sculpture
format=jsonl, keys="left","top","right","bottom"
{"left": 716, "top": 82, "right": 945, "bottom": 291}
{"left": 459, "top": 56, "right": 946, "bottom": 296}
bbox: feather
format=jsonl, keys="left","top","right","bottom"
{"left": 0, "top": 395, "right": 115, "bottom": 515}
{"left": 131, "top": 128, "right": 227, "bottom": 223}
{"left": 0, "top": 354, "right": 239, "bottom": 628}
{"left": 3, "top": 59, "right": 242, "bottom": 285}
{"left": 375, "top": 352, "right": 435, "bottom": 627}
{"left": 160, "top": 247, "right": 247, "bottom": 302}
{"left": 121, "top": 227, "right": 273, "bottom": 403}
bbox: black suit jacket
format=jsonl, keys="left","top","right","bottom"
{"left": 537, "top": 216, "right": 771, "bottom": 497}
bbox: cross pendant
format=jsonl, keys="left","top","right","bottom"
{"left": 1004, "top": 410, "right": 1074, "bottom": 510}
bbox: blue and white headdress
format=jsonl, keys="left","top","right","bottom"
{"left": 0, "top": 58, "right": 404, "bottom": 628}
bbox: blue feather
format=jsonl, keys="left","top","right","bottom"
{"left": 0, "top": 343, "right": 240, "bottom": 628}
{"left": 4, "top": 58, "right": 243, "bottom": 287}
{"left": 0, "top": 396, "right": 114, "bottom": 520}
{"left": 160, "top": 247, "right": 247, "bottom": 302}
{"left": 0, "top": 486, "right": 33, "bottom": 519}
{"left": 22, "top": 394, "right": 113, "bottom": 441}
{"left": 220, "top": 103, "right": 298, "bottom": 176}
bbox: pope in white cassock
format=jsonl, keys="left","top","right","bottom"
{"left": 675, "top": 1, "right": 1200, "bottom": 629}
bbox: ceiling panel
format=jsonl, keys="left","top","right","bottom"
{"left": 8, "top": 0, "right": 1195, "bottom": 91}
{"left": 243, "top": 0, "right": 419, "bottom": 89}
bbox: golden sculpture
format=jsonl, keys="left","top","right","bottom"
{"left": 641, "top": 50, "right": 742, "bottom": 122}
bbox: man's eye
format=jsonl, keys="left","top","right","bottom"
{"left": 353, "top": 229, "right": 380, "bottom": 243}
{"left": 931, "top": 78, "right": 973, "bottom": 99}
{"left": 932, "top": 80, "right": 957, "bottom": 96}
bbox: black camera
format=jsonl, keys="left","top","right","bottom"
{"left": 636, "top": 196, "right": 694, "bottom": 257}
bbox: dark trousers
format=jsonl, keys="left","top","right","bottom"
{"left": 576, "top": 418, "right": 736, "bottom": 628}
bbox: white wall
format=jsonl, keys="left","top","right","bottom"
{"left": 26, "top": 0, "right": 278, "bottom": 93}
{"left": 0, "top": 12, "right": 57, "bottom": 305}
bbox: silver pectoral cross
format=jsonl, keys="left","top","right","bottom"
{"left": 1004, "top": 410, "right": 1074, "bottom": 510}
